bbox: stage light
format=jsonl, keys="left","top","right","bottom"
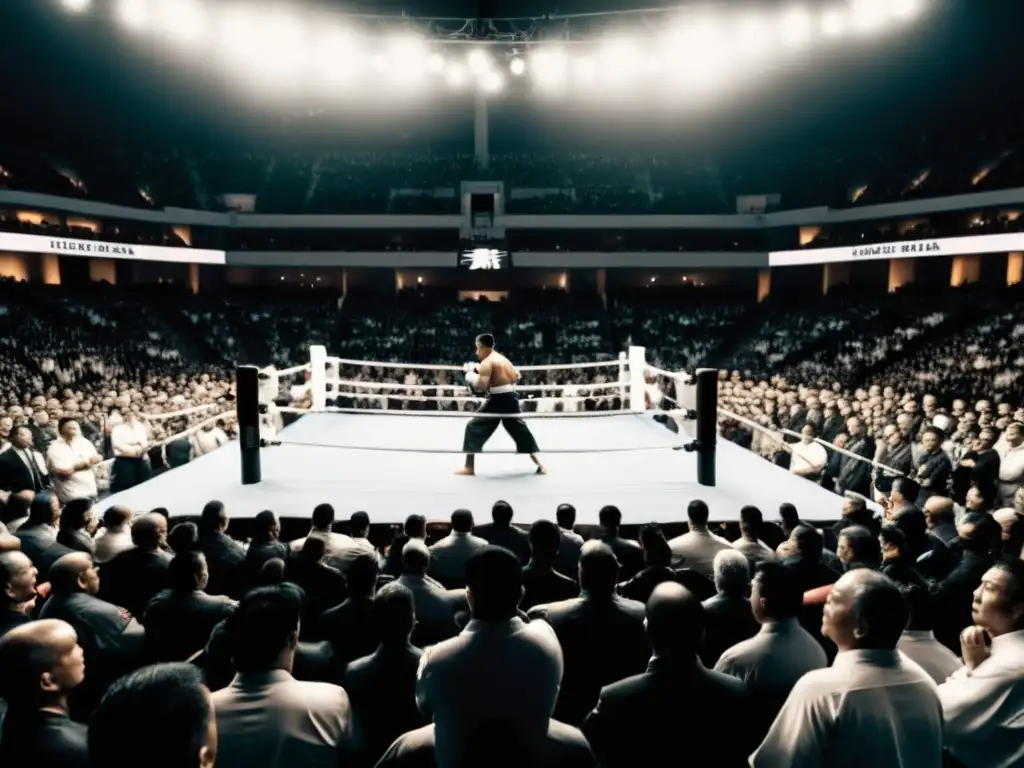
{"left": 61, "top": 0, "right": 91, "bottom": 13}
{"left": 428, "top": 52, "right": 445, "bottom": 73}
{"left": 509, "top": 57, "right": 526, "bottom": 76}
{"left": 735, "top": 14, "right": 771, "bottom": 59}
{"left": 467, "top": 49, "right": 490, "bottom": 75}
{"left": 574, "top": 55, "right": 597, "bottom": 83}
{"left": 480, "top": 69, "right": 504, "bottom": 93}
{"left": 892, "top": 0, "right": 923, "bottom": 19}
{"left": 821, "top": 8, "right": 846, "bottom": 38}
{"left": 779, "top": 7, "right": 813, "bottom": 48}
{"left": 850, "top": 0, "right": 889, "bottom": 32}
{"left": 116, "top": 0, "right": 151, "bottom": 31}
{"left": 161, "top": 0, "right": 207, "bottom": 46}
{"left": 444, "top": 64, "right": 467, "bottom": 87}
{"left": 532, "top": 49, "right": 567, "bottom": 88}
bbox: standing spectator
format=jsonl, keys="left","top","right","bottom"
{"left": 0, "top": 619, "right": 88, "bottom": 768}
{"left": 110, "top": 411, "right": 151, "bottom": 493}
{"left": 416, "top": 546, "right": 564, "bottom": 768}
{"left": 996, "top": 422, "right": 1024, "bottom": 508}
{"left": 0, "top": 425, "right": 50, "bottom": 494}
{"left": 751, "top": 570, "right": 944, "bottom": 768}
{"left": 915, "top": 427, "right": 953, "bottom": 506}
{"left": 938, "top": 559, "right": 1024, "bottom": 768}
{"left": 788, "top": 424, "right": 827, "bottom": 482}
{"left": 46, "top": 417, "right": 101, "bottom": 504}
{"left": 212, "top": 584, "right": 353, "bottom": 768}
{"left": 837, "top": 417, "right": 875, "bottom": 497}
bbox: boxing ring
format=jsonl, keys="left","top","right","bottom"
{"left": 97, "top": 345, "right": 847, "bottom": 525}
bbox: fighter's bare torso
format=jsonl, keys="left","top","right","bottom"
{"left": 480, "top": 351, "right": 520, "bottom": 389}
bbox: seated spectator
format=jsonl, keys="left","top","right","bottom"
{"left": 320, "top": 552, "right": 381, "bottom": 662}
{"left": 89, "top": 662, "right": 217, "bottom": 768}
{"left": 715, "top": 562, "right": 827, "bottom": 743}
{"left": 668, "top": 499, "right": 734, "bottom": 579}
{"left": 14, "top": 491, "right": 60, "bottom": 565}
{"left": 198, "top": 500, "right": 246, "bottom": 598}
{"left": 213, "top": 583, "right": 352, "bottom": 768}
{"left": 593, "top": 505, "right": 644, "bottom": 581}
{"left": 243, "top": 510, "right": 289, "bottom": 589}
{"left": 528, "top": 541, "right": 648, "bottom": 725}
{"left": 98, "top": 512, "right": 171, "bottom": 620}
{"left": 343, "top": 582, "right": 427, "bottom": 768}
{"left": 700, "top": 549, "right": 759, "bottom": 667}
{"left": 896, "top": 584, "right": 962, "bottom": 685}
{"left": 582, "top": 582, "right": 752, "bottom": 768}
{"left": 922, "top": 496, "right": 959, "bottom": 548}
{"left": 475, "top": 500, "right": 531, "bottom": 564}
{"left": 0, "top": 550, "right": 38, "bottom": 637}
{"left": 334, "top": 510, "right": 381, "bottom": 578}
{"left": 291, "top": 503, "right": 355, "bottom": 571}
{"left": 92, "top": 505, "right": 133, "bottom": 563}
{"left": 751, "top": 570, "right": 944, "bottom": 767}
{"left": 615, "top": 523, "right": 687, "bottom": 604}
{"left": 395, "top": 541, "right": 464, "bottom": 649}
{"left": 938, "top": 559, "right": 1024, "bottom": 768}
{"left": 168, "top": 521, "right": 200, "bottom": 555}
{"left": 554, "top": 503, "right": 585, "bottom": 580}
{"left": 732, "top": 506, "right": 778, "bottom": 569}
{"left": 428, "top": 509, "right": 487, "bottom": 589}
{"left": 416, "top": 546, "right": 564, "bottom": 768}
{"left": 836, "top": 525, "right": 882, "bottom": 572}
{"left": 0, "top": 619, "right": 88, "bottom": 768}
{"left": 383, "top": 513, "right": 427, "bottom": 578}
{"left": 521, "top": 519, "right": 579, "bottom": 611}
{"left": 283, "top": 536, "right": 345, "bottom": 633}
{"left": 144, "top": 550, "right": 236, "bottom": 662}
{"left": 55, "top": 498, "right": 98, "bottom": 556}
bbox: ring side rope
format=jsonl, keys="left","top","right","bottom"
{"left": 96, "top": 405, "right": 236, "bottom": 470}
{"left": 256, "top": 344, "right": 704, "bottom": 453}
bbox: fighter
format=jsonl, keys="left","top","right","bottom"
{"left": 456, "top": 334, "right": 547, "bottom": 476}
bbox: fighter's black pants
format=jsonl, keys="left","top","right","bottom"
{"left": 462, "top": 392, "right": 540, "bottom": 454}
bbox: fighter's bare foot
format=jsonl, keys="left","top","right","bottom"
{"left": 535, "top": 465, "right": 548, "bottom": 475}
{"left": 454, "top": 467, "right": 475, "bottom": 476}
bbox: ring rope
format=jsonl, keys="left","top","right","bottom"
{"left": 324, "top": 378, "right": 630, "bottom": 393}
{"left": 326, "top": 356, "right": 621, "bottom": 373}
{"left": 98, "top": 409, "right": 236, "bottom": 469}
{"left": 329, "top": 391, "right": 627, "bottom": 404}
{"left": 137, "top": 403, "right": 221, "bottom": 421}
{"left": 278, "top": 406, "right": 659, "bottom": 419}
{"left": 267, "top": 437, "right": 688, "bottom": 454}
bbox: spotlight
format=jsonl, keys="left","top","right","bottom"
{"left": 509, "top": 57, "right": 526, "bottom": 76}
{"left": 116, "top": 0, "right": 150, "bottom": 31}
{"left": 61, "top": 0, "right": 91, "bottom": 12}
{"left": 480, "top": 70, "right": 504, "bottom": 93}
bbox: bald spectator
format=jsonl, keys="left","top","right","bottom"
{"left": 923, "top": 495, "right": 959, "bottom": 548}
{"left": 668, "top": 499, "right": 734, "bottom": 579}
{"left": 99, "top": 512, "right": 172, "bottom": 620}
{"left": 92, "top": 505, "right": 133, "bottom": 563}
{"left": 583, "top": 582, "right": 751, "bottom": 768}
{"left": 428, "top": 509, "right": 487, "bottom": 589}
{"left": 715, "top": 562, "right": 827, "bottom": 743}
{"left": 528, "top": 541, "right": 649, "bottom": 725}
{"left": 751, "top": 570, "right": 943, "bottom": 768}
{"left": 416, "top": 546, "right": 564, "bottom": 768}
{"left": 1, "top": 491, "right": 33, "bottom": 533}
{"left": 593, "top": 505, "right": 644, "bottom": 580}
{"left": 0, "top": 550, "right": 38, "bottom": 637}
{"left": 89, "top": 662, "right": 218, "bottom": 768}
{"left": 289, "top": 503, "right": 355, "bottom": 572}
{"left": 938, "top": 559, "right": 1024, "bottom": 768}
{"left": 554, "top": 503, "right": 585, "bottom": 580}
{"left": 475, "top": 500, "right": 531, "bottom": 564}
{"left": 0, "top": 619, "right": 88, "bottom": 767}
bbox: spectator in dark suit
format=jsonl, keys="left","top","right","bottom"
{"left": 593, "top": 505, "right": 644, "bottom": 580}
{"left": 383, "top": 514, "right": 427, "bottom": 579}
{"left": 0, "top": 426, "right": 50, "bottom": 495}
{"left": 700, "top": 549, "right": 759, "bottom": 667}
{"left": 528, "top": 541, "right": 649, "bottom": 725}
{"left": 554, "top": 503, "right": 584, "bottom": 580}
{"left": 915, "top": 427, "right": 953, "bottom": 505}
{"left": 198, "top": 500, "right": 246, "bottom": 598}
{"left": 98, "top": 513, "right": 171, "bottom": 621}
{"left": 143, "top": 550, "right": 236, "bottom": 662}
{"left": 475, "top": 500, "right": 531, "bottom": 564}
{"left": 243, "top": 510, "right": 289, "bottom": 588}
{"left": 522, "top": 520, "right": 579, "bottom": 611}
{"left": 55, "top": 498, "right": 98, "bottom": 556}
{"left": 582, "top": 582, "right": 751, "bottom": 768}
{"left": 284, "top": 536, "right": 346, "bottom": 637}
{"left": 321, "top": 552, "right": 382, "bottom": 666}
{"left": 0, "top": 551, "right": 37, "bottom": 638}
{"left": 616, "top": 523, "right": 686, "bottom": 604}
{"left": 343, "top": 582, "right": 427, "bottom": 768}
{"left": 0, "top": 619, "right": 88, "bottom": 768}
{"left": 14, "top": 491, "right": 60, "bottom": 564}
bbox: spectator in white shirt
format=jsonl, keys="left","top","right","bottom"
{"left": 46, "top": 418, "right": 101, "bottom": 504}
{"left": 751, "top": 569, "right": 944, "bottom": 768}
{"left": 193, "top": 422, "right": 230, "bottom": 457}
{"left": 667, "top": 500, "right": 734, "bottom": 579}
{"left": 788, "top": 423, "right": 828, "bottom": 482}
{"left": 416, "top": 546, "right": 564, "bottom": 768}
{"left": 109, "top": 412, "right": 151, "bottom": 493}
{"left": 212, "top": 583, "right": 352, "bottom": 768}
{"left": 938, "top": 559, "right": 1024, "bottom": 768}
{"left": 896, "top": 585, "right": 963, "bottom": 684}
{"left": 996, "top": 422, "right": 1024, "bottom": 508}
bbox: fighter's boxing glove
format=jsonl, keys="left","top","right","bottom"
{"left": 465, "top": 371, "right": 481, "bottom": 390}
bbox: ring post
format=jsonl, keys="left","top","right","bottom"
{"left": 236, "top": 365, "right": 262, "bottom": 485}
{"left": 694, "top": 368, "right": 718, "bottom": 487}
{"left": 618, "top": 351, "right": 628, "bottom": 404}
{"left": 310, "top": 345, "right": 327, "bottom": 410}
{"left": 628, "top": 346, "right": 646, "bottom": 413}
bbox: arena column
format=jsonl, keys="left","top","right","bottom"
{"left": 628, "top": 346, "right": 646, "bottom": 412}
{"left": 309, "top": 345, "right": 327, "bottom": 410}
{"left": 236, "top": 365, "right": 262, "bottom": 485}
